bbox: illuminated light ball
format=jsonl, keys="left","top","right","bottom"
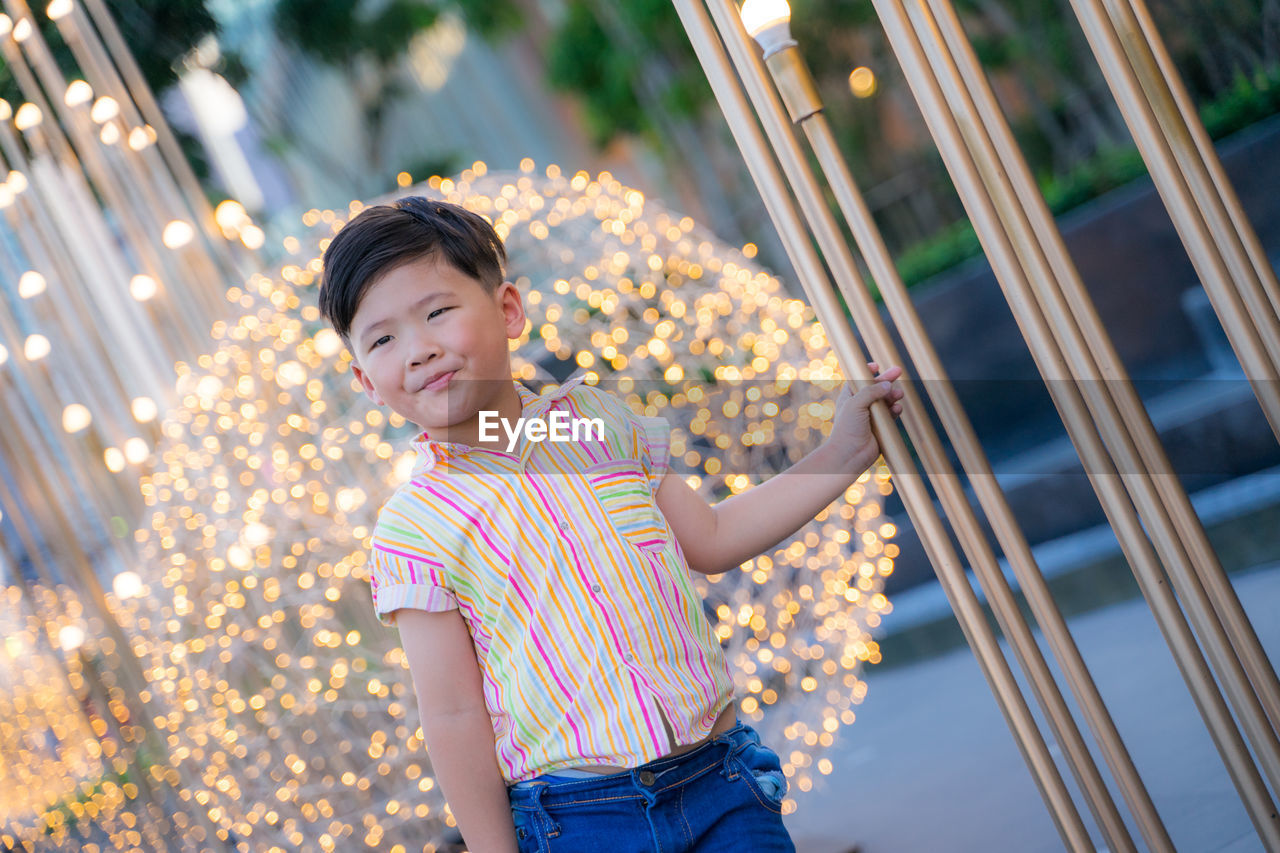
{"left": 0, "top": 342, "right": 8, "bottom": 365}
{"left": 11, "top": 16, "right": 32, "bottom": 42}
{"left": 6, "top": 170, "right": 27, "bottom": 193}
{"left": 62, "top": 403, "right": 92, "bottom": 433}
{"left": 162, "top": 220, "right": 195, "bottom": 249}
{"left": 24, "top": 333, "right": 51, "bottom": 361}
{"left": 57, "top": 624, "right": 85, "bottom": 652}
{"left": 849, "top": 67, "right": 877, "bottom": 99}
{"left": 276, "top": 360, "right": 307, "bottom": 387}
{"left": 215, "top": 199, "right": 249, "bottom": 234}
{"left": 130, "top": 274, "right": 158, "bottom": 301}
{"left": 64, "top": 79, "right": 92, "bottom": 107}
{"left": 0, "top": 15, "right": 10, "bottom": 38}
{"left": 131, "top": 396, "right": 158, "bottom": 423}
{"left": 123, "top": 437, "right": 149, "bottom": 464}
{"left": 46, "top": 0, "right": 74, "bottom": 19}
{"left": 17, "top": 270, "right": 46, "bottom": 298}
{"left": 104, "top": 446, "right": 125, "bottom": 472}
{"left": 127, "top": 126, "right": 152, "bottom": 151}
{"left": 396, "top": 171, "right": 412, "bottom": 188}
{"left": 240, "top": 224, "right": 265, "bottom": 250}
{"left": 99, "top": 122, "right": 120, "bottom": 146}
{"left": 242, "top": 522, "right": 272, "bottom": 548}
{"left": 313, "top": 328, "right": 343, "bottom": 358}
{"left": 14, "top": 102, "right": 42, "bottom": 131}
{"left": 112, "top": 571, "right": 144, "bottom": 600}
{"left": 89, "top": 96, "right": 119, "bottom": 124}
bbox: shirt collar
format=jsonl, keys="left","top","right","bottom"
{"left": 409, "top": 372, "right": 589, "bottom": 473}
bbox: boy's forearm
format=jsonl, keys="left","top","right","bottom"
{"left": 704, "top": 440, "right": 877, "bottom": 574}
{"left": 421, "top": 709, "right": 518, "bottom": 853}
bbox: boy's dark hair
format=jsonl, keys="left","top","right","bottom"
{"left": 319, "top": 197, "right": 507, "bottom": 341}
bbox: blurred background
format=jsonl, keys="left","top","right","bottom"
{"left": 1, "top": 0, "right": 1278, "bottom": 851}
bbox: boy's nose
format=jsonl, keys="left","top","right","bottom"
{"left": 404, "top": 330, "right": 441, "bottom": 367}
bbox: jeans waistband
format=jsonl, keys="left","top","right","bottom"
{"left": 508, "top": 721, "right": 755, "bottom": 807}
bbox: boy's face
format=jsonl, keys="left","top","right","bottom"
{"left": 348, "top": 255, "right": 525, "bottom": 433}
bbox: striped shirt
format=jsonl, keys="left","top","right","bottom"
{"left": 369, "top": 375, "right": 735, "bottom": 783}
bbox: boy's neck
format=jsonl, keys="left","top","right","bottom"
{"left": 422, "top": 377, "right": 524, "bottom": 450}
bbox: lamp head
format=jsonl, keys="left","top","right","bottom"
{"left": 740, "top": 0, "right": 795, "bottom": 58}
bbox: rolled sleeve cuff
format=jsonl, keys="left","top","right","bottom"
{"left": 373, "top": 583, "right": 459, "bottom": 626}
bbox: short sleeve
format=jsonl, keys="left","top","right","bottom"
{"left": 368, "top": 500, "right": 458, "bottom": 627}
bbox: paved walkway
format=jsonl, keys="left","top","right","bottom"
{"left": 785, "top": 563, "right": 1280, "bottom": 852}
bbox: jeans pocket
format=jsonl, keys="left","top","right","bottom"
{"left": 734, "top": 741, "right": 789, "bottom": 813}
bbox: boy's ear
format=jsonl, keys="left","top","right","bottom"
{"left": 351, "top": 362, "right": 385, "bottom": 407}
{"left": 496, "top": 281, "right": 526, "bottom": 339}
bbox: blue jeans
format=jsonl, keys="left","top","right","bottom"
{"left": 507, "top": 722, "right": 795, "bottom": 853}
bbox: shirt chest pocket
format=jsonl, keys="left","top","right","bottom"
{"left": 585, "top": 459, "right": 669, "bottom": 552}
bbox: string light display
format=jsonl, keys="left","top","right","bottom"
{"left": 0, "top": 8, "right": 895, "bottom": 848}
{"left": 4, "top": 164, "right": 897, "bottom": 849}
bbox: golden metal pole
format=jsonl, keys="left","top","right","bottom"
{"left": 860, "top": 0, "right": 1280, "bottom": 843}
{"left": 73, "top": 0, "right": 252, "bottom": 285}
{"left": 705, "top": 2, "right": 1144, "bottom": 849}
{"left": 920, "top": 0, "right": 1280, "bottom": 754}
{"left": 1093, "top": 0, "right": 1280, "bottom": 353}
{"left": 1119, "top": 0, "right": 1280, "bottom": 321}
{"left": 714, "top": 14, "right": 1176, "bottom": 853}
{"left": 1058, "top": 0, "right": 1280, "bottom": 440}
{"left": 672, "top": 2, "right": 1095, "bottom": 848}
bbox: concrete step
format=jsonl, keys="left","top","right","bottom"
{"left": 874, "top": 463, "right": 1280, "bottom": 668}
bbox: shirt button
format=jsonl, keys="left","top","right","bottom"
{"left": 638, "top": 770, "right": 657, "bottom": 786}
{"left": 591, "top": 584, "right": 602, "bottom": 593}
{"left": 624, "top": 653, "right": 635, "bottom": 662}
{"left": 559, "top": 521, "right": 571, "bottom": 532}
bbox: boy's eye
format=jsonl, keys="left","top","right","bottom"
{"left": 370, "top": 335, "right": 392, "bottom": 350}
{"left": 427, "top": 307, "right": 451, "bottom": 321}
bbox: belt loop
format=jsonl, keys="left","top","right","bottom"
{"left": 530, "top": 784, "right": 561, "bottom": 842}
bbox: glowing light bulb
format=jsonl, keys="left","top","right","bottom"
{"left": 58, "top": 625, "right": 85, "bottom": 651}
{"left": 14, "top": 103, "right": 42, "bottom": 131}
{"left": 62, "top": 403, "right": 92, "bottom": 433}
{"left": 0, "top": 100, "right": 10, "bottom": 121}
{"left": 313, "top": 328, "right": 343, "bottom": 358}
{"left": 131, "top": 396, "right": 158, "bottom": 423}
{"left": 162, "top": 220, "right": 195, "bottom": 248}
{"left": 127, "top": 126, "right": 152, "bottom": 150}
{"left": 848, "top": 67, "right": 877, "bottom": 98}
{"left": 64, "top": 80, "right": 92, "bottom": 107}
{"left": 104, "top": 446, "right": 125, "bottom": 472}
{"left": 18, "top": 271, "right": 47, "bottom": 298}
{"left": 739, "top": 0, "right": 795, "bottom": 57}
{"left": 99, "top": 123, "right": 120, "bottom": 145}
{"left": 89, "top": 96, "right": 119, "bottom": 123}
{"left": 215, "top": 199, "right": 248, "bottom": 232}
{"left": 242, "top": 523, "right": 271, "bottom": 548}
{"left": 0, "top": 343, "right": 8, "bottom": 365}
{"left": 12, "top": 17, "right": 32, "bottom": 42}
{"left": 130, "top": 274, "right": 158, "bottom": 301}
{"left": 240, "top": 224, "right": 265, "bottom": 250}
{"left": 112, "top": 571, "right": 143, "bottom": 600}
{"left": 123, "top": 437, "right": 149, "bottom": 464}
{"left": 8, "top": 171, "right": 28, "bottom": 193}
{"left": 0, "top": 15, "right": 11, "bottom": 37}
{"left": 24, "top": 334, "right": 50, "bottom": 361}
{"left": 47, "top": 0, "right": 73, "bottom": 20}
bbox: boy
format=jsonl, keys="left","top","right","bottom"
{"left": 319, "top": 197, "right": 903, "bottom": 852}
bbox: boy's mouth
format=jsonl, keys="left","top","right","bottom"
{"left": 421, "top": 369, "right": 458, "bottom": 392}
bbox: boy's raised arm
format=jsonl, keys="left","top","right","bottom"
{"left": 396, "top": 608, "right": 518, "bottom": 853}
{"left": 658, "top": 366, "right": 904, "bottom": 575}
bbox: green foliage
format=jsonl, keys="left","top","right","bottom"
{"left": 546, "top": 1, "right": 648, "bottom": 145}
{"left": 273, "top": 0, "right": 438, "bottom": 68}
